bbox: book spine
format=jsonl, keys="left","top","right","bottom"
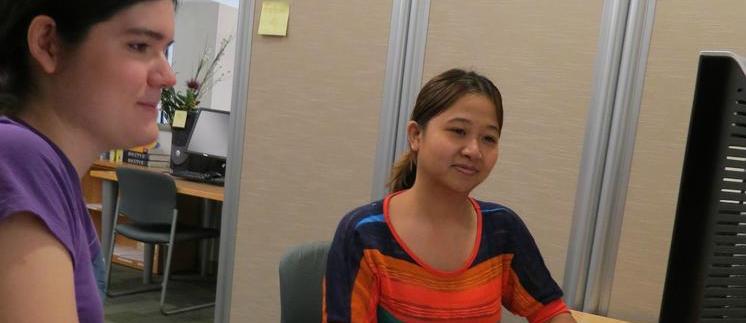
{"left": 124, "top": 150, "right": 148, "bottom": 160}
{"left": 124, "top": 150, "right": 170, "bottom": 162}
{"left": 125, "top": 157, "right": 147, "bottom": 167}
{"left": 114, "top": 149, "right": 124, "bottom": 163}
{"left": 124, "top": 156, "right": 169, "bottom": 168}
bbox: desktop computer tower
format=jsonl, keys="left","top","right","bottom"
{"left": 170, "top": 111, "right": 197, "bottom": 172}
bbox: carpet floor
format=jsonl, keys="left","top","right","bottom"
{"left": 104, "top": 264, "right": 215, "bottom": 323}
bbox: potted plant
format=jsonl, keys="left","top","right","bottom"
{"left": 160, "top": 36, "right": 232, "bottom": 127}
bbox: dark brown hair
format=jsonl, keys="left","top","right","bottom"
{"left": 0, "top": 0, "right": 178, "bottom": 115}
{"left": 387, "top": 68, "right": 503, "bottom": 192}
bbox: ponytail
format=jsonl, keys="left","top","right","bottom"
{"left": 387, "top": 150, "right": 417, "bottom": 192}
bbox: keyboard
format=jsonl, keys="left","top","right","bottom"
{"left": 205, "top": 176, "right": 225, "bottom": 186}
{"left": 170, "top": 170, "right": 225, "bottom": 186}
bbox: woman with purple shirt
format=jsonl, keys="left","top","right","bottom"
{"left": 0, "top": 1, "right": 177, "bottom": 321}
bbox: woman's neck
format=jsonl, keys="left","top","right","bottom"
{"left": 397, "top": 179, "right": 474, "bottom": 224}
{"left": 388, "top": 178, "right": 479, "bottom": 272}
{"left": 17, "top": 101, "right": 101, "bottom": 178}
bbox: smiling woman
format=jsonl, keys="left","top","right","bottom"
{"left": 323, "top": 69, "right": 577, "bottom": 323}
{"left": 0, "top": 1, "right": 177, "bottom": 322}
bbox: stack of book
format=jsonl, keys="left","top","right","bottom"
{"left": 123, "top": 148, "right": 170, "bottom": 169}
{"left": 99, "top": 125, "right": 173, "bottom": 168}
{"left": 122, "top": 125, "right": 172, "bottom": 169}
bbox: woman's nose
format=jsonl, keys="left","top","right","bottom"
{"left": 150, "top": 58, "right": 177, "bottom": 88}
{"left": 461, "top": 138, "right": 483, "bottom": 160}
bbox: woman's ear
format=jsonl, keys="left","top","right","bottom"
{"left": 407, "top": 121, "right": 422, "bottom": 152}
{"left": 27, "top": 15, "right": 62, "bottom": 74}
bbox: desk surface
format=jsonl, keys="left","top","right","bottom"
{"left": 570, "top": 310, "right": 629, "bottom": 323}
{"left": 90, "top": 160, "right": 224, "bottom": 201}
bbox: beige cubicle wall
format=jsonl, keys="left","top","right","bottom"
{"left": 422, "top": 0, "right": 602, "bottom": 293}
{"left": 608, "top": 1, "right": 746, "bottom": 322}
{"left": 229, "top": 0, "right": 392, "bottom": 321}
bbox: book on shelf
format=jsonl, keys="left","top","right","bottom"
{"left": 127, "top": 145, "right": 170, "bottom": 157}
{"left": 99, "top": 125, "right": 172, "bottom": 164}
{"left": 123, "top": 150, "right": 170, "bottom": 162}
{"left": 107, "top": 149, "right": 124, "bottom": 163}
{"left": 124, "top": 157, "right": 170, "bottom": 169}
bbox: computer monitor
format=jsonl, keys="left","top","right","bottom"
{"left": 185, "top": 108, "right": 230, "bottom": 160}
{"left": 659, "top": 51, "right": 746, "bottom": 322}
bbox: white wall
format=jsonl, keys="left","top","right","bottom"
{"left": 212, "top": 0, "right": 238, "bottom": 7}
{"left": 173, "top": 0, "right": 237, "bottom": 112}
{"left": 211, "top": 4, "right": 237, "bottom": 111}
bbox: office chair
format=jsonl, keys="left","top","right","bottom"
{"left": 278, "top": 241, "right": 331, "bottom": 323}
{"left": 105, "top": 167, "right": 219, "bottom": 315}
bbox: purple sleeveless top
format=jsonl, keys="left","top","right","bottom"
{"left": 0, "top": 116, "right": 104, "bottom": 323}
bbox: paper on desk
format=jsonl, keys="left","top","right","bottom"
{"left": 172, "top": 110, "right": 187, "bottom": 128}
{"left": 257, "top": 1, "right": 289, "bottom": 36}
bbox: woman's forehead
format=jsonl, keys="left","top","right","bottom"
{"left": 434, "top": 95, "right": 499, "bottom": 127}
{"left": 98, "top": 0, "right": 175, "bottom": 40}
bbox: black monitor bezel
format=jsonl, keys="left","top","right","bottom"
{"left": 184, "top": 107, "right": 230, "bottom": 160}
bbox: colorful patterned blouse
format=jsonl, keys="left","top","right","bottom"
{"left": 323, "top": 193, "right": 569, "bottom": 323}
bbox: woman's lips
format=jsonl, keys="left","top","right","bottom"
{"left": 453, "top": 164, "right": 479, "bottom": 175}
{"left": 137, "top": 102, "right": 158, "bottom": 110}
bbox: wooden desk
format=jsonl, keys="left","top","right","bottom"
{"left": 571, "top": 310, "right": 629, "bottom": 323}
{"left": 89, "top": 170, "right": 224, "bottom": 201}
{"left": 89, "top": 160, "right": 224, "bottom": 283}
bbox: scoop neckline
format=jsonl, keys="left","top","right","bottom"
{"left": 383, "top": 191, "right": 483, "bottom": 277}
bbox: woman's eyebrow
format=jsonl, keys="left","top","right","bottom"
{"left": 125, "top": 27, "right": 170, "bottom": 41}
{"left": 447, "top": 117, "right": 499, "bottom": 132}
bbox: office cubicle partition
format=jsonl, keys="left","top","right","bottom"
{"left": 227, "top": 1, "right": 603, "bottom": 321}
{"left": 221, "top": 1, "right": 746, "bottom": 322}
{"left": 227, "top": 0, "right": 393, "bottom": 321}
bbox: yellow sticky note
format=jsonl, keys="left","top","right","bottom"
{"left": 257, "top": 1, "right": 289, "bottom": 36}
{"left": 172, "top": 110, "right": 187, "bottom": 128}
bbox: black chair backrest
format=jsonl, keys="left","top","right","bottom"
{"left": 116, "top": 167, "right": 177, "bottom": 225}
{"left": 279, "top": 241, "right": 331, "bottom": 323}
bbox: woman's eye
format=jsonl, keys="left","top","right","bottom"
{"left": 483, "top": 135, "right": 498, "bottom": 144}
{"left": 449, "top": 128, "right": 466, "bottom": 136}
{"left": 128, "top": 43, "right": 149, "bottom": 52}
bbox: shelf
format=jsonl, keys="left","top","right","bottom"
{"left": 86, "top": 203, "right": 103, "bottom": 212}
{"left": 111, "top": 243, "right": 159, "bottom": 273}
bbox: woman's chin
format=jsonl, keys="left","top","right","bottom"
{"left": 125, "top": 124, "right": 159, "bottom": 149}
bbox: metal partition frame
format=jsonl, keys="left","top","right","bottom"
{"left": 214, "top": 0, "right": 255, "bottom": 321}
{"left": 586, "top": 0, "right": 656, "bottom": 313}
{"left": 563, "top": 0, "right": 631, "bottom": 308}
{"left": 563, "top": 0, "right": 657, "bottom": 314}
{"left": 371, "top": 0, "right": 431, "bottom": 200}
{"left": 371, "top": 0, "right": 413, "bottom": 200}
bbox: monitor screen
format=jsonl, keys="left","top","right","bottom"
{"left": 186, "top": 108, "right": 230, "bottom": 159}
